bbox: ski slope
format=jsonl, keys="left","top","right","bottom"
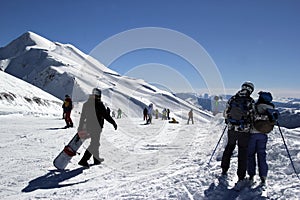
{"left": 0, "top": 112, "right": 299, "bottom": 199}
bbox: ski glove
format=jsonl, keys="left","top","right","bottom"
{"left": 113, "top": 123, "right": 118, "bottom": 130}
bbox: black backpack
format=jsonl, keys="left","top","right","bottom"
{"left": 253, "top": 92, "right": 279, "bottom": 133}
{"left": 227, "top": 94, "right": 254, "bottom": 127}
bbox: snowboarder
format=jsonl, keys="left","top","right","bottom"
{"left": 187, "top": 109, "right": 194, "bottom": 124}
{"left": 155, "top": 109, "right": 159, "bottom": 119}
{"left": 77, "top": 88, "right": 117, "bottom": 168}
{"left": 247, "top": 91, "right": 277, "bottom": 186}
{"left": 62, "top": 94, "right": 73, "bottom": 128}
{"left": 221, "top": 81, "right": 255, "bottom": 190}
{"left": 143, "top": 107, "right": 148, "bottom": 121}
{"left": 169, "top": 117, "right": 179, "bottom": 124}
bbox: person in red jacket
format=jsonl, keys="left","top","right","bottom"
{"left": 62, "top": 94, "right": 73, "bottom": 128}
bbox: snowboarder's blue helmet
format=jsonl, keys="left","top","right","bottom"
{"left": 92, "top": 88, "right": 101, "bottom": 97}
{"left": 241, "top": 81, "right": 254, "bottom": 94}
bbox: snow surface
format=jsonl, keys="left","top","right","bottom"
{"left": 1, "top": 72, "right": 299, "bottom": 199}
{"left": 0, "top": 110, "right": 299, "bottom": 199}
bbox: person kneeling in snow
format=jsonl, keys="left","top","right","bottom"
{"left": 77, "top": 88, "right": 117, "bottom": 168}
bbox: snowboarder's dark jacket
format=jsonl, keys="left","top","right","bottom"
{"left": 78, "top": 96, "right": 117, "bottom": 132}
{"left": 62, "top": 97, "right": 73, "bottom": 112}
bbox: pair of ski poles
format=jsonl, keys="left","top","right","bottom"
{"left": 207, "top": 123, "right": 300, "bottom": 181}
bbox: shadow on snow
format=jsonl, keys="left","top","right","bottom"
{"left": 22, "top": 167, "right": 87, "bottom": 192}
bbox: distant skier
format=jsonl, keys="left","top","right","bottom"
{"left": 155, "top": 109, "right": 159, "bottom": 119}
{"left": 167, "top": 108, "right": 170, "bottom": 120}
{"left": 146, "top": 103, "right": 153, "bottom": 124}
{"left": 117, "top": 108, "right": 122, "bottom": 119}
{"left": 62, "top": 94, "right": 73, "bottom": 128}
{"left": 162, "top": 108, "right": 167, "bottom": 120}
{"left": 187, "top": 109, "right": 194, "bottom": 124}
{"left": 77, "top": 88, "right": 117, "bottom": 168}
{"left": 143, "top": 107, "right": 148, "bottom": 121}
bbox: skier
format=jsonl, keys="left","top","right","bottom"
{"left": 146, "top": 103, "right": 153, "bottom": 124}
{"left": 143, "top": 107, "right": 148, "bottom": 121}
{"left": 247, "top": 91, "right": 277, "bottom": 186}
{"left": 187, "top": 109, "right": 194, "bottom": 124}
{"left": 167, "top": 108, "right": 170, "bottom": 120}
{"left": 117, "top": 108, "right": 122, "bottom": 119}
{"left": 221, "top": 81, "right": 255, "bottom": 190}
{"left": 77, "top": 88, "right": 117, "bottom": 168}
{"left": 62, "top": 94, "right": 73, "bottom": 128}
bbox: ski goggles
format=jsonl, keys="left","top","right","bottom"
{"left": 242, "top": 85, "right": 253, "bottom": 93}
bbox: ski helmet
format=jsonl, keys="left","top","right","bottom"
{"left": 92, "top": 88, "right": 101, "bottom": 96}
{"left": 241, "top": 81, "right": 254, "bottom": 94}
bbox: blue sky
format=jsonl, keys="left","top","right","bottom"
{"left": 1, "top": 0, "right": 300, "bottom": 97}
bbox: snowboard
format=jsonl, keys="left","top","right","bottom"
{"left": 53, "top": 131, "right": 90, "bottom": 170}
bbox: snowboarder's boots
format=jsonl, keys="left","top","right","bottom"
{"left": 78, "top": 150, "right": 92, "bottom": 168}
{"left": 93, "top": 157, "right": 104, "bottom": 165}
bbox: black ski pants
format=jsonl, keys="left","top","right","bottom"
{"left": 221, "top": 129, "right": 250, "bottom": 180}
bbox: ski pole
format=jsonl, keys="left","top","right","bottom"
{"left": 207, "top": 125, "right": 227, "bottom": 166}
{"left": 277, "top": 122, "right": 300, "bottom": 180}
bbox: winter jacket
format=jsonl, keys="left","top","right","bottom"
{"left": 62, "top": 97, "right": 73, "bottom": 112}
{"left": 223, "top": 89, "right": 255, "bottom": 132}
{"left": 78, "top": 96, "right": 117, "bottom": 133}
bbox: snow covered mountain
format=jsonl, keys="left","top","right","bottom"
{"left": 0, "top": 71, "right": 61, "bottom": 116}
{"left": 0, "top": 31, "right": 212, "bottom": 122}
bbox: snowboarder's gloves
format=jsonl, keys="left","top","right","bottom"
{"left": 113, "top": 123, "right": 117, "bottom": 130}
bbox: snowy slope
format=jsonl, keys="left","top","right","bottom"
{"left": 0, "top": 71, "right": 61, "bottom": 116}
{"left": 0, "top": 114, "right": 299, "bottom": 199}
{"left": 0, "top": 32, "right": 212, "bottom": 123}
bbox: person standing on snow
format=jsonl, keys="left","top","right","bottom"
{"left": 62, "top": 94, "right": 73, "bottom": 128}
{"left": 117, "top": 108, "right": 122, "bottom": 119}
{"left": 146, "top": 103, "right": 153, "bottom": 124}
{"left": 143, "top": 107, "right": 148, "bottom": 121}
{"left": 187, "top": 109, "right": 194, "bottom": 124}
{"left": 247, "top": 91, "right": 277, "bottom": 186}
{"left": 77, "top": 88, "right": 117, "bottom": 168}
{"left": 221, "top": 81, "right": 255, "bottom": 190}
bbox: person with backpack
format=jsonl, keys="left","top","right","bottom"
{"left": 77, "top": 88, "right": 117, "bottom": 168}
{"left": 247, "top": 91, "right": 279, "bottom": 186}
{"left": 221, "top": 81, "right": 255, "bottom": 190}
{"left": 62, "top": 94, "right": 73, "bottom": 128}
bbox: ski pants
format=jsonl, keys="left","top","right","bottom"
{"left": 247, "top": 133, "right": 268, "bottom": 178}
{"left": 221, "top": 129, "right": 250, "bottom": 180}
{"left": 64, "top": 111, "right": 73, "bottom": 126}
{"left": 81, "top": 130, "right": 102, "bottom": 162}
